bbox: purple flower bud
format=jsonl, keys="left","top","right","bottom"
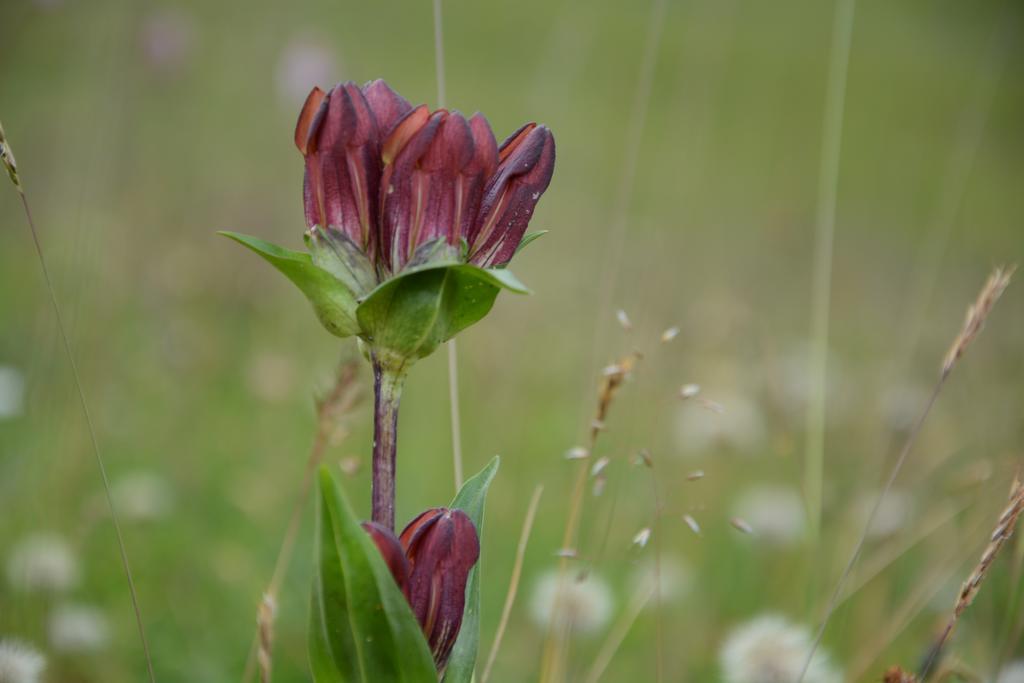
{"left": 399, "top": 508, "right": 480, "bottom": 671}
{"left": 295, "top": 79, "right": 555, "bottom": 277}
{"left": 362, "top": 507, "right": 480, "bottom": 671}
{"left": 361, "top": 79, "right": 413, "bottom": 139}
{"left": 469, "top": 123, "right": 556, "bottom": 267}
{"left": 295, "top": 82, "right": 382, "bottom": 258}
{"left": 361, "top": 520, "right": 411, "bottom": 590}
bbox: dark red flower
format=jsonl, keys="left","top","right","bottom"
{"left": 295, "top": 80, "right": 554, "bottom": 279}
{"left": 362, "top": 507, "right": 480, "bottom": 671}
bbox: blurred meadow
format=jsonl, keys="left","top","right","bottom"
{"left": 1, "top": 0, "right": 1023, "bottom": 681}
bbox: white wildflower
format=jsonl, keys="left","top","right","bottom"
{"left": 0, "top": 366, "right": 25, "bottom": 419}
{"left": 854, "top": 488, "right": 914, "bottom": 539}
{"left": 6, "top": 534, "right": 78, "bottom": 593}
{"left": 997, "top": 660, "right": 1024, "bottom": 683}
{"left": 0, "top": 639, "right": 45, "bottom": 683}
{"left": 879, "top": 381, "right": 930, "bottom": 431}
{"left": 628, "top": 558, "right": 692, "bottom": 606}
{"left": 732, "top": 486, "right": 806, "bottom": 545}
{"left": 720, "top": 614, "right": 841, "bottom": 683}
{"left": 111, "top": 471, "right": 174, "bottom": 522}
{"left": 49, "top": 604, "right": 110, "bottom": 653}
{"left": 674, "top": 392, "right": 766, "bottom": 456}
{"left": 529, "top": 570, "right": 613, "bottom": 635}
{"left": 777, "top": 344, "right": 851, "bottom": 423}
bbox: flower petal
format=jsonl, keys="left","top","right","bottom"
{"left": 470, "top": 124, "right": 555, "bottom": 267}
{"left": 379, "top": 109, "right": 445, "bottom": 272}
{"left": 362, "top": 79, "right": 413, "bottom": 139}
{"left": 295, "top": 86, "right": 326, "bottom": 154}
{"left": 306, "top": 82, "right": 382, "bottom": 254}
{"left": 362, "top": 520, "right": 411, "bottom": 591}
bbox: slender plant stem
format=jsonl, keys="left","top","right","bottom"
{"left": 584, "top": 584, "right": 654, "bottom": 683}
{"left": 240, "top": 363, "right": 359, "bottom": 682}
{"left": 481, "top": 484, "right": 544, "bottom": 683}
{"left": 804, "top": 0, "right": 856, "bottom": 543}
{"left": 581, "top": 0, "right": 667, "bottom": 433}
{"left": 797, "top": 377, "right": 944, "bottom": 681}
{"left": 13, "top": 189, "right": 156, "bottom": 683}
{"left": 431, "top": 0, "right": 464, "bottom": 493}
{"left": 371, "top": 356, "right": 406, "bottom": 531}
{"left": 447, "top": 341, "right": 464, "bottom": 490}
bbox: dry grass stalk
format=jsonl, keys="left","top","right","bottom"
{"left": 241, "top": 361, "right": 362, "bottom": 682}
{"left": 540, "top": 350, "right": 642, "bottom": 682}
{"left": 0, "top": 120, "right": 23, "bottom": 192}
{"left": 941, "top": 265, "right": 1015, "bottom": 377}
{"left": 257, "top": 594, "right": 276, "bottom": 683}
{"left": 883, "top": 666, "right": 918, "bottom": 683}
{"left": 593, "top": 352, "right": 640, "bottom": 441}
{"left": 919, "top": 475, "right": 1024, "bottom": 679}
{"left": 584, "top": 581, "right": 655, "bottom": 683}
{"left": 3, "top": 119, "right": 157, "bottom": 682}
{"left": 799, "top": 266, "right": 1015, "bottom": 682}
{"left": 480, "top": 485, "right": 544, "bottom": 683}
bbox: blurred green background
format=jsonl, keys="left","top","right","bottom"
{"left": 1, "top": 0, "right": 1022, "bottom": 680}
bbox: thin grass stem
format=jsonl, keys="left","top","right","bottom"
{"left": 481, "top": 484, "right": 544, "bottom": 683}
{"left": 804, "top": 0, "right": 856, "bottom": 542}
{"left": 13, "top": 189, "right": 157, "bottom": 683}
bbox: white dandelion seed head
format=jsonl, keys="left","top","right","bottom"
{"left": 854, "top": 488, "right": 914, "bottom": 539}
{"left": 275, "top": 36, "right": 340, "bottom": 107}
{"left": 720, "top": 614, "right": 841, "bottom": 683}
{"left": 0, "top": 366, "right": 25, "bottom": 420}
{"left": 6, "top": 533, "right": 78, "bottom": 594}
{"left": 997, "top": 660, "right": 1024, "bottom": 683}
{"left": 732, "top": 485, "right": 806, "bottom": 546}
{"left": 674, "top": 392, "right": 766, "bottom": 456}
{"left": 628, "top": 558, "right": 693, "bottom": 606}
{"left": 777, "top": 344, "right": 850, "bottom": 422}
{"left": 879, "top": 381, "right": 930, "bottom": 431}
{"left": 0, "top": 639, "right": 46, "bottom": 683}
{"left": 112, "top": 471, "right": 174, "bottom": 522}
{"left": 48, "top": 604, "right": 110, "bottom": 653}
{"left": 529, "top": 570, "right": 613, "bottom": 635}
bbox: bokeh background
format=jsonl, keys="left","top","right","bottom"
{"left": 1, "top": 0, "right": 1022, "bottom": 680}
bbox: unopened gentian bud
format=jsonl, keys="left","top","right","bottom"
{"left": 399, "top": 508, "right": 480, "bottom": 671}
{"left": 469, "top": 123, "right": 556, "bottom": 267}
{"left": 361, "top": 520, "right": 411, "bottom": 590}
{"left": 363, "top": 507, "right": 480, "bottom": 671}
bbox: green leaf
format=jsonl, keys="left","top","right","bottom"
{"left": 442, "top": 457, "right": 500, "bottom": 683}
{"left": 514, "top": 230, "right": 548, "bottom": 257}
{"left": 219, "top": 231, "right": 361, "bottom": 338}
{"left": 310, "top": 469, "right": 437, "bottom": 683}
{"left": 356, "top": 263, "right": 528, "bottom": 363}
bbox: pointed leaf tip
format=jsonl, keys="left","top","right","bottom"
{"left": 220, "top": 231, "right": 362, "bottom": 339}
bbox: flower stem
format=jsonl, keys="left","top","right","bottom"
{"left": 371, "top": 355, "right": 407, "bottom": 531}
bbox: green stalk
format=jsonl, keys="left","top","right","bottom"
{"left": 371, "top": 354, "right": 408, "bottom": 531}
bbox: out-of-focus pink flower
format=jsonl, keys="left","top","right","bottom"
{"left": 139, "top": 8, "right": 194, "bottom": 75}
{"left": 295, "top": 79, "right": 555, "bottom": 277}
{"left": 275, "top": 37, "right": 339, "bottom": 107}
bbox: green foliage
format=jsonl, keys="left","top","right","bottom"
{"left": 220, "top": 232, "right": 361, "bottom": 338}
{"left": 356, "top": 263, "right": 528, "bottom": 365}
{"left": 310, "top": 469, "right": 437, "bottom": 683}
{"left": 442, "top": 457, "right": 500, "bottom": 683}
